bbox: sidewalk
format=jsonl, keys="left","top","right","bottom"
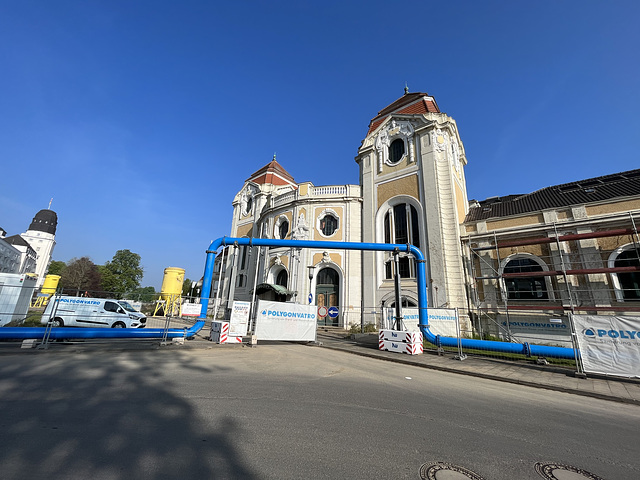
{"left": 316, "top": 330, "right": 640, "bottom": 406}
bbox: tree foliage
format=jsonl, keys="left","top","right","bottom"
{"left": 100, "top": 249, "right": 144, "bottom": 296}
{"left": 47, "top": 260, "right": 67, "bottom": 276}
{"left": 182, "top": 277, "right": 194, "bottom": 297}
{"left": 131, "top": 286, "right": 157, "bottom": 302}
{"left": 60, "top": 257, "right": 101, "bottom": 296}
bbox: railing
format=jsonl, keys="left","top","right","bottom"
{"left": 312, "top": 186, "right": 347, "bottom": 196}
{"left": 272, "top": 185, "right": 361, "bottom": 207}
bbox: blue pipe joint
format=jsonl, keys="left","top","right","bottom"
{"left": 435, "top": 334, "right": 442, "bottom": 348}
{"left": 523, "top": 342, "right": 532, "bottom": 357}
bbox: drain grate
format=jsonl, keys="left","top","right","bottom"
{"left": 419, "top": 462, "right": 486, "bottom": 480}
{"left": 534, "top": 462, "right": 606, "bottom": 480}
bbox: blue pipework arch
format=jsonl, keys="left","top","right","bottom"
{"left": 201, "top": 237, "right": 576, "bottom": 360}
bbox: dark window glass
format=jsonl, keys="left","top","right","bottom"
{"left": 279, "top": 220, "right": 289, "bottom": 239}
{"left": 384, "top": 212, "right": 391, "bottom": 243}
{"left": 393, "top": 204, "right": 408, "bottom": 244}
{"left": 410, "top": 205, "right": 420, "bottom": 248}
{"left": 240, "top": 247, "right": 247, "bottom": 270}
{"left": 389, "top": 138, "right": 405, "bottom": 164}
{"left": 503, "top": 258, "right": 548, "bottom": 300}
{"left": 321, "top": 215, "right": 338, "bottom": 236}
{"left": 615, "top": 249, "right": 640, "bottom": 300}
{"left": 275, "top": 269, "right": 288, "bottom": 288}
{"left": 317, "top": 268, "right": 339, "bottom": 286}
{"left": 104, "top": 301, "right": 119, "bottom": 312}
{"left": 398, "top": 257, "right": 411, "bottom": 278}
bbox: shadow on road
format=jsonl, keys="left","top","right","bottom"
{"left": 0, "top": 350, "right": 259, "bottom": 479}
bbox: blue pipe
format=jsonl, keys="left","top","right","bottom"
{"left": 0, "top": 321, "right": 205, "bottom": 341}
{"left": 201, "top": 237, "right": 576, "bottom": 359}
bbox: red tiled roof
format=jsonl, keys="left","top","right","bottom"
{"left": 247, "top": 159, "right": 296, "bottom": 186}
{"left": 366, "top": 92, "right": 440, "bottom": 135}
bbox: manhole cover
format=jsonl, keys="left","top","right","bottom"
{"left": 419, "top": 462, "right": 486, "bottom": 480}
{"left": 534, "top": 462, "right": 606, "bottom": 480}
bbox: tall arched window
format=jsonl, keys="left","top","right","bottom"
{"left": 610, "top": 246, "right": 640, "bottom": 301}
{"left": 275, "top": 269, "right": 288, "bottom": 288}
{"left": 502, "top": 257, "right": 549, "bottom": 300}
{"left": 383, "top": 203, "right": 420, "bottom": 279}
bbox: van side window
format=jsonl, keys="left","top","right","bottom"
{"left": 104, "top": 301, "right": 120, "bottom": 313}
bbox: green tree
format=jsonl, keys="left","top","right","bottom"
{"left": 131, "top": 286, "right": 157, "bottom": 302}
{"left": 47, "top": 260, "right": 67, "bottom": 276}
{"left": 60, "top": 257, "right": 102, "bottom": 296}
{"left": 100, "top": 249, "right": 144, "bottom": 297}
{"left": 182, "top": 277, "right": 194, "bottom": 297}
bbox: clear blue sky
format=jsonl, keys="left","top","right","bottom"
{"left": 1, "top": 1, "right": 639, "bottom": 289}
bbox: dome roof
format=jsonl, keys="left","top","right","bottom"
{"left": 28, "top": 209, "right": 58, "bottom": 235}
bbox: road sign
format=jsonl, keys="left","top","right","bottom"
{"left": 317, "top": 306, "right": 328, "bottom": 318}
{"left": 328, "top": 306, "right": 339, "bottom": 318}
{"left": 308, "top": 293, "right": 313, "bottom": 304}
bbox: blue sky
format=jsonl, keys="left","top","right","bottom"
{"left": 1, "top": 1, "right": 639, "bottom": 289}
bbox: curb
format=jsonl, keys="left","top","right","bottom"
{"left": 319, "top": 342, "right": 640, "bottom": 406}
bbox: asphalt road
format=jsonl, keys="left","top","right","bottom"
{"left": 0, "top": 343, "right": 638, "bottom": 479}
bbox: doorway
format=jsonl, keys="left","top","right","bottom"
{"left": 315, "top": 267, "right": 339, "bottom": 326}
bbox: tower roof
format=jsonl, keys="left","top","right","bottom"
{"left": 28, "top": 209, "right": 58, "bottom": 235}
{"left": 246, "top": 157, "right": 296, "bottom": 186}
{"left": 367, "top": 91, "right": 440, "bottom": 135}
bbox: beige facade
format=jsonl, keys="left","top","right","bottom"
{"left": 215, "top": 92, "right": 640, "bottom": 334}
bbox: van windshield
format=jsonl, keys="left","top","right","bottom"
{"left": 118, "top": 301, "right": 137, "bottom": 312}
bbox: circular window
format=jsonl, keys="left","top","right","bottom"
{"left": 388, "top": 138, "right": 405, "bottom": 164}
{"left": 320, "top": 214, "right": 338, "bottom": 236}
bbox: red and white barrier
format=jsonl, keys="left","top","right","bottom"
{"left": 378, "top": 329, "right": 423, "bottom": 355}
{"left": 210, "top": 321, "right": 243, "bottom": 344}
{"left": 379, "top": 329, "right": 422, "bottom": 344}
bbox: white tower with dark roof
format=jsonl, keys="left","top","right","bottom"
{"left": 20, "top": 208, "right": 58, "bottom": 288}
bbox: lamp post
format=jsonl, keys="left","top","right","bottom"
{"left": 307, "top": 265, "right": 315, "bottom": 304}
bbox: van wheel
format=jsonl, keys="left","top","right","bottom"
{"left": 112, "top": 322, "right": 126, "bottom": 328}
{"left": 51, "top": 318, "right": 64, "bottom": 327}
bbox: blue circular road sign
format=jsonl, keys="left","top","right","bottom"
{"left": 328, "top": 306, "right": 339, "bottom": 318}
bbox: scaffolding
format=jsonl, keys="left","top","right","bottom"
{"left": 463, "top": 211, "right": 640, "bottom": 345}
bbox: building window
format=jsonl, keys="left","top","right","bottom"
{"left": 275, "top": 269, "right": 288, "bottom": 288}
{"left": 320, "top": 213, "right": 338, "bottom": 236}
{"left": 237, "top": 274, "right": 245, "bottom": 288}
{"left": 610, "top": 245, "right": 640, "bottom": 301}
{"left": 274, "top": 216, "right": 289, "bottom": 239}
{"left": 389, "top": 138, "right": 405, "bottom": 164}
{"left": 383, "top": 203, "right": 420, "bottom": 279}
{"left": 502, "top": 257, "right": 549, "bottom": 300}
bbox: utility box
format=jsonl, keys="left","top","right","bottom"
{"left": 0, "top": 273, "right": 38, "bottom": 326}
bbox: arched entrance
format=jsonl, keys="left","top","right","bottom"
{"left": 315, "top": 267, "right": 339, "bottom": 326}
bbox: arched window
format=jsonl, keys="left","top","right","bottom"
{"left": 389, "top": 138, "right": 405, "bottom": 164}
{"left": 610, "top": 246, "right": 640, "bottom": 301}
{"left": 383, "top": 203, "right": 420, "bottom": 279}
{"left": 275, "top": 216, "right": 289, "bottom": 240}
{"left": 502, "top": 257, "right": 549, "bottom": 300}
{"left": 275, "top": 269, "right": 288, "bottom": 288}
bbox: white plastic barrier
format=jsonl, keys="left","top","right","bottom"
{"left": 378, "top": 329, "right": 423, "bottom": 355}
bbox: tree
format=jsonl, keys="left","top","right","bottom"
{"left": 47, "top": 260, "right": 67, "bottom": 276}
{"left": 100, "top": 249, "right": 144, "bottom": 297}
{"left": 60, "top": 257, "right": 101, "bottom": 296}
{"left": 131, "top": 286, "right": 157, "bottom": 302}
{"left": 182, "top": 277, "right": 194, "bottom": 297}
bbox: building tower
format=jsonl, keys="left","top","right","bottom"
{"left": 355, "top": 90, "right": 470, "bottom": 326}
{"left": 20, "top": 208, "right": 58, "bottom": 288}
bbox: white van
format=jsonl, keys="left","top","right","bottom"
{"left": 41, "top": 297, "right": 147, "bottom": 328}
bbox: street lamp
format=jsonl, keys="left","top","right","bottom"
{"left": 307, "top": 265, "right": 315, "bottom": 305}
